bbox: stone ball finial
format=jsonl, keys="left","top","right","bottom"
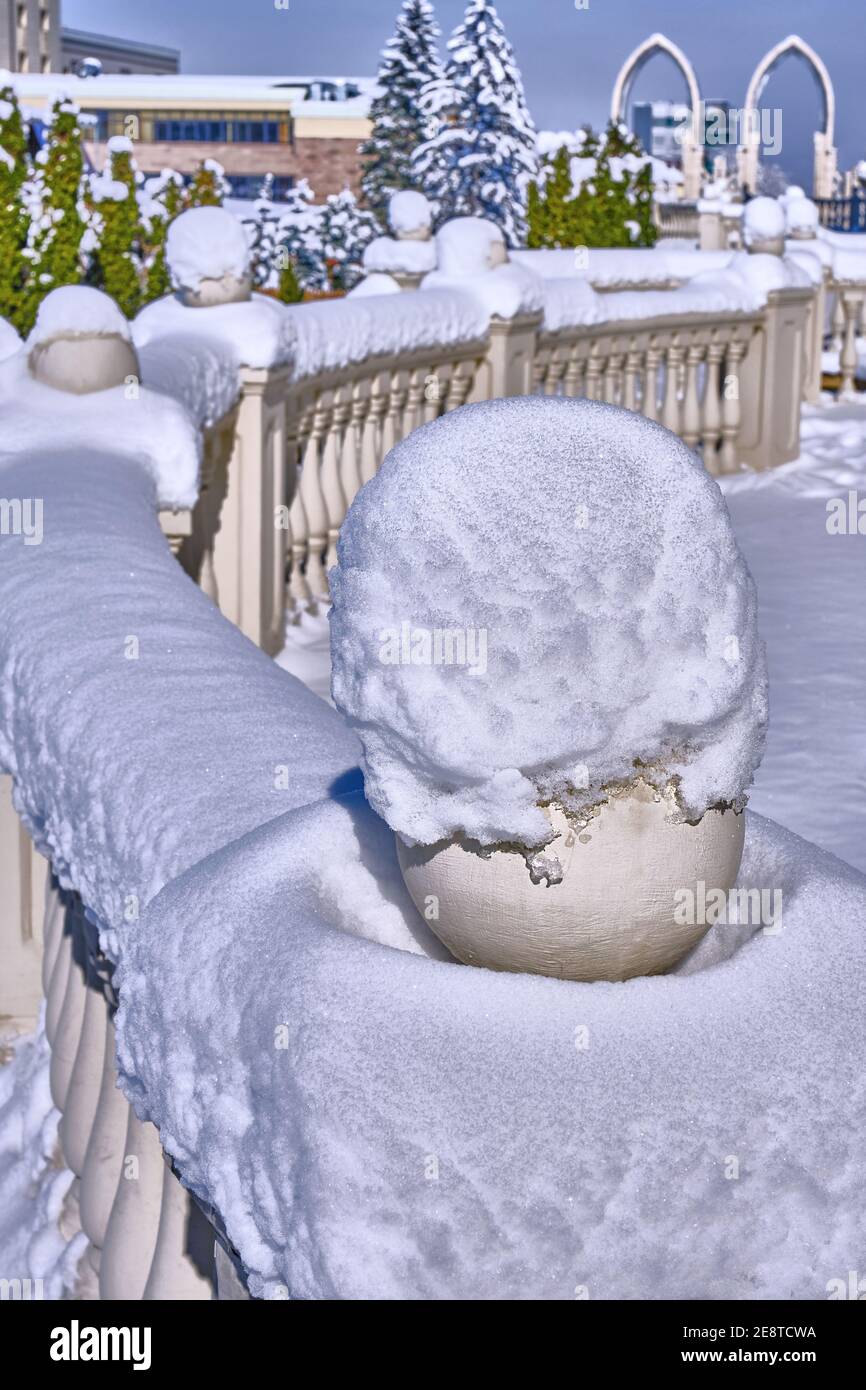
{"left": 26, "top": 286, "right": 140, "bottom": 394}
{"left": 166, "top": 206, "right": 253, "bottom": 308}
{"left": 388, "top": 190, "right": 433, "bottom": 242}
{"left": 743, "top": 196, "right": 787, "bottom": 256}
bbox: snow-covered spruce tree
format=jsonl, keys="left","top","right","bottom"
{"left": 319, "top": 188, "right": 380, "bottom": 291}
{"left": 140, "top": 169, "right": 185, "bottom": 304}
{"left": 277, "top": 180, "right": 327, "bottom": 293}
{"left": 0, "top": 84, "right": 29, "bottom": 328}
{"left": 359, "top": 0, "right": 445, "bottom": 222}
{"left": 241, "top": 174, "right": 283, "bottom": 290}
{"left": 90, "top": 137, "right": 145, "bottom": 317}
{"left": 412, "top": 0, "right": 537, "bottom": 245}
{"left": 19, "top": 100, "right": 87, "bottom": 333}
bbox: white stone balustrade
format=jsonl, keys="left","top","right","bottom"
{"left": 0, "top": 265, "right": 825, "bottom": 1301}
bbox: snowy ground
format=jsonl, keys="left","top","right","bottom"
{"left": 280, "top": 397, "right": 866, "bottom": 875}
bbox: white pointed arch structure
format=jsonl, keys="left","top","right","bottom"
{"left": 738, "top": 35, "right": 837, "bottom": 198}
{"left": 610, "top": 32, "right": 703, "bottom": 199}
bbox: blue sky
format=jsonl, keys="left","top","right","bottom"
{"left": 65, "top": 0, "right": 861, "bottom": 185}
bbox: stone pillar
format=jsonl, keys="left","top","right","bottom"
{"left": 469, "top": 312, "right": 543, "bottom": 404}
{"left": 737, "top": 286, "right": 814, "bottom": 470}
{"left": 681, "top": 134, "right": 704, "bottom": 202}
{"left": 813, "top": 132, "right": 838, "bottom": 201}
{"left": 211, "top": 365, "right": 290, "bottom": 655}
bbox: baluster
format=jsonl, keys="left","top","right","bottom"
{"left": 59, "top": 956, "right": 108, "bottom": 1180}
{"left": 642, "top": 342, "right": 663, "bottom": 421}
{"left": 363, "top": 372, "right": 389, "bottom": 477}
{"left": 681, "top": 341, "right": 705, "bottom": 450}
{"left": 50, "top": 904, "right": 89, "bottom": 1114}
{"left": 340, "top": 379, "right": 368, "bottom": 508}
{"left": 719, "top": 339, "right": 746, "bottom": 473}
{"left": 584, "top": 345, "right": 603, "bottom": 401}
{"left": 839, "top": 291, "right": 861, "bottom": 397}
{"left": 531, "top": 346, "right": 550, "bottom": 394}
{"left": 446, "top": 360, "right": 474, "bottom": 412}
{"left": 42, "top": 875, "right": 66, "bottom": 995}
{"left": 622, "top": 347, "right": 642, "bottom": 412}
{"left": 99, "top": 1108, "right": 167, "bottom": 1299}
{"left": 701, "top": 339, "right": 725, "bottom": 469}
{"left": 604, "top": 350, "right": 624, "bottom": 406}
{"left": 142, "top": 1160, "right": 214, "bottom": 1300}
{"left": 564, "top": 346, "right": 586, "bottom": 399}
{"left": 298, "top": 393, "right": 329, "bottom": 600}
{"left": 287, "top": 489, "right": 311, "bottom": 616}
{"left": 45, "top": 903, "right": 73, "bottom": 1048}
{"left": 830, "top": 289, "right": 844, "bottom": 353}
{"left": 405, "top": 367, "right": 427, "bottom": 435}
{"left": 544, "top": 348, "right": 568, "bottom": 396}
{"left": 79, "top": 1004, "right": 130, "bottom": 1276}
{"left": 662, "top": 340, "right": 684, "bottom": 435}
{"left": 424, "top": 363, "right": 449, "bottom": 421}
{"left": 319, "top": 389, "right": 345, "bottom": 575}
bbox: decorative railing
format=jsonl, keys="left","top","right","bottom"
{"left": 0, "top": 259, "right": 827, "bottom": 1300}
{"left": 816, "top": 193, "right": 866, "bottom": 233}
{"left": 654, "top": 199, "right": 700, "bottom": 241}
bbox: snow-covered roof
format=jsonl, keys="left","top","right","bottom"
{"left": 4, "top": 71, "right": 376, "bottom": 118}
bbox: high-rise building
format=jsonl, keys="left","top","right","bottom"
{"left": 60, "top": 28, "right": 180, "bottom": 77}
{"left": 0, "top": 0, "right": 61, "bottom": 73}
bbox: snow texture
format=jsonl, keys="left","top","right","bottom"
{"left": 166, "top": 206, "right": 251, "bottom": 295}
{"left": 133, "top": 292, "right": 295, "bottom": 373}
{"left": 0, "top": 351, "right": 200, "bottom": 509}
{"left": 330, "top": 397, "right": 768, "bottom": 849}
{"left": 281, "top": 288, "right": 488, "bottom": 381}
{"left": 26, "top": 285, "right": 131, "bottom": 347}
{"left": 389, "top": 189, "right": 433, "bottom": 234}
{"left": 435, "top": 215, "right": 505, "bottom": 275}
{"left": 0, "top": 313, "right": 21, "bottom": 362}
{"left": 346, "top": 273, "right": 402, "bottom": 299}
{"left": 363, "top": 234, "right": 437, "bottom": 275}
{"left": 742, "top": 196, "right": 786, "bottom": 246}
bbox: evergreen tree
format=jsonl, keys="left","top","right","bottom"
{"left": 277, "top": 180, "right": 327, "bottom": 293}
{"left": 359, "top": 0, "right": 444, "bottom": 222}
{"left": 241, "top": 175, "right": 283, "bottom": 290}
{"left": 90, "top": 138, "right": 144, "bottom": 317}
{"left": 141, "top": 170, "right": 185, "bottom": 304}
{"left": 412, "top": 0, "right": 537, "bottom": 245}
{"left": 19, "top": 100, "right": 87, "bottom": 332}
{"left": 277, "top": 256, "right": 304, "bottom": 304}
{"left": 319, "top": 188, "right": 379, "bottom": 291}
{"left": 527, "top": 123, "right": 657, "bottom": 249}
{"left": 187, "top": 158, "right": 230, "bottom": 207}
{"left": 0, "top": 84, "right": 29, "bottom": 329}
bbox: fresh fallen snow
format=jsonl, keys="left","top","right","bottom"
{"left": 26, "top": 285, "right": 131, "bottom": 346}
{"left": 133, "top": 292, "right": 295, "bottom": 373}
{"left": 742, "top": 196, "right": 786, "bottom": 246}
{"left": 0, "top": 1023, "right": 86, "bottom": 1299}
{"left": 0, "top": 350, "right": 201, "bottom": 510}
{"left": 346, "top": 272, "right": 402, "bottom": 299}
{"left": 363, "top": 235, "right": 437, "bottom": 275}
{"left": 512, "top": 245, "right": 734, "bottom": 287}
{"left": 0, "top": 451, "right": 360, "bottom": 959}
{"left": 331, "top": 397, "right": 767, "bottom": 849}
{"left": 0, "top": 313, "right": 21, "bottom": 361}
{"left": 388, "top": 190, "right": 433, "bottom": 236}
{"left": 115, "top": 798, "right": 866, "bottom": 1300}
{"left": 281, "top": 288, "right": 489, "bottom": 380}
{"left": 166, "top": 206, "right": 251, "bottom": 294}
{"left": 137, "top": 332, "right": 242, "bottom": 429}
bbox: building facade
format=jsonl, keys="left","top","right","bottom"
{"left": 0, "top": 0, "right": 61, "bottom": 73}
{"left": 10, "top": 73, "right": 374, "bottom": 199}
{"left": 60, "top": 27, "right": 180, "bottom": 77}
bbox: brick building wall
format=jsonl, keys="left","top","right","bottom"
{"left": 86, "top": 135, "right": 365, "bottom": 200}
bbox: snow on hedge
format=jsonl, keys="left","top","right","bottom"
{"left": 331, "top": 397, "right": 767, "bottom": 849}
{"left": 0, "top": 344, "right": 200, "bottom": 509}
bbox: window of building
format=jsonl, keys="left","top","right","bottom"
{"left": 101, "top": 110, "right": 291, "bottom": 144}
